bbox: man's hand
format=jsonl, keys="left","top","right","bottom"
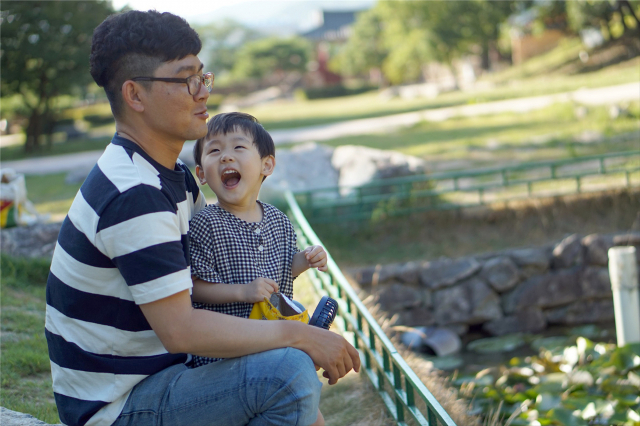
{"left": 304, "top": 245, "right": 328, "bottom": 272}
{"left": 241, "top": 277, "right": 278, "bottom": 303}
{"left": 298, "top": 326, "right": 361, "bottom": 385}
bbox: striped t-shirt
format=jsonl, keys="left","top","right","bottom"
{"left": 45, "top": 135, "right": 205, "bottom": 426}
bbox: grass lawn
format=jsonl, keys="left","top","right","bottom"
{"left": 0, "top": 255, "right": 393, "bottom": 426}
{"left": 305, "top": 101, "right": 640, "bottom": 169}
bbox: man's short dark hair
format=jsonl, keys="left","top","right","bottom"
{"left": 193, "top": 112, "right": 276, "bottom": 168}
{"left": 90, "top": 10, "right": 202, "bottom": 117}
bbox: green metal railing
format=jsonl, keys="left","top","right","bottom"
{"left": 285, "top": 191, "right": 457, "bottom": 426}
{"left": 294, "top": 151, "right": 640, "bottom": 223}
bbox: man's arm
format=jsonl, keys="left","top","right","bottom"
{"left": 191, "top": 277, "right": 278, "bottom": 304}
{"left": 140, "top": 289, "right": 360, "bottom": 385}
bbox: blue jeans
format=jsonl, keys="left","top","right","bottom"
{"left": 112, "top": 348, "right": 322, "bottom": 426}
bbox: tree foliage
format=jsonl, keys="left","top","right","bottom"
{"left": 336, "top": 0, "right": 517, "bottom": 85}
{"left": 196, "top": 19, "right": 261, "bottom": 77}
{"left": 0, "top": 1, "right": 113, "bottom": 153}
{"left": 232, "top": 36, "right": 311, "bottom": 80}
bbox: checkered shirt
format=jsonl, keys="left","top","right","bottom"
{"left": 188, "top": 200, "right": 299, "bottom": 367}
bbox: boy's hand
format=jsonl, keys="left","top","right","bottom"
{"left": 241, "top": 277, "right": 278, "bottom": 303}
{"left": 304, "top": 245, "right": 328, "bottom": 272}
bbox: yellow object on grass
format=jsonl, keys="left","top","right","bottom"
{"left": 249, "top": 293, "right": 310, "bottom": 324}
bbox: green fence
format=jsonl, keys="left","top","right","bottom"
{"left": 285, "top": 191, "right": 457, "bottom": 426}
{"left": 294, "top": 150, "right": 640, "bottom": 223}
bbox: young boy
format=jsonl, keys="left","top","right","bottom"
{"left": 189, "top": 111, "right": 329, "bottom": 355}
{"left": 189, "top": 112, "right": 328, "bottom": 424}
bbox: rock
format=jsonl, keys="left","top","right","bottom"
{"left": 261, "top": 142, "right": 338, "bottom": 199}
{"left": 373, "top": 283, "right": 425, "bottom": 311}
{"left": 613, "top": 232, "right": 640, "bottom": 246}
{"left": 502, "top": 268, "right": 582, "bottom": 314}
{"left": 396, "top": 261, "right": 421, "bottom": 285}
{"left": 376, "top": 263, "right": 405, "bottom": 284}
{"left": 400, "top": 326, "right": 461, "bottom": 356}
{"left": 508, "top": 247, "right": 551, "bottom": 277}
{"left": 446, "top": 324, "right": 469, "bottom": 336}
{"left": 355, "top": 265, "right": 379, "bottom": 286}
{"left": 396, "top": 308, "right": 436, "bottom": 327}
{"left": 433, "top": 284, "right": 471, "bottom": 325}
{"left": 419, "top": 257, "right": 481, "bottom": 289}
{"left": 331, "top": 145, "right": 426, "bottom": 193}
{"left": 479, "top": 256, "right": 520, "bottom": 293}
{"left": 552, "top": 234, "right": 584, "bottom": 268}
{"left": 465, "top": 278, "right": 503, "bottom": 324}
{"left": 545, "top": 300, "right": 614, "bottom": 325}
{"left": 0, "top": 222, "right": 62, "bottom": 259}
{"left": 0, "top": 407, "right": 60, "bottom": 426}
{"left": 581, "top": 267, "right": 611, "bottom": 300}
{"left": 482, "top": 307, "right": 546, "bottom": 336}
{"left": 582, "top": 234, "right": 614, "bottom": 266}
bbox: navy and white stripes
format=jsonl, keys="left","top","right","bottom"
{"left": 45, "top": 135, "right": 205, "bottom": 426}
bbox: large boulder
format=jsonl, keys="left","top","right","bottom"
{"left": 433, "top": 284, "right": 471, "bottom": 325}
{"left": 419, "top": 257, "right": 481, "bottom": 289}
{"left": 502, "top": 268, "right": 582, "bottom": 314}
{"left": 396, "top": 308, "right": 437, "bottom": 327}
{"left": 261, "top": 142, "right": 338, "bottom": 199}
{"left": 479, "top": 256, "right": 520, "bottom": 293}
{"left": 331, "top": 145, "right": 426, "bottom": 192}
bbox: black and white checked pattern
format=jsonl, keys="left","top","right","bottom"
{"left": 189, "top": 200, "right": 298, "bottom": 367}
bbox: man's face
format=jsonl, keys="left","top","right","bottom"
{"left": 196, "top": 130, "right": 274, "bottom": 208}
{"left": 139, "top": 55, "right": 210, "bottom": 143}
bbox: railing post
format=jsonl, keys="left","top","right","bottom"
{"left": 608, "top": 246, "right": 640, "bottom": 346}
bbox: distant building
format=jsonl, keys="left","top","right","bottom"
{"left": 301, "top": 10, "right": 357, "bottom": 42}
{"left": 300, "top": 10, "right": 361, "bottom": 87}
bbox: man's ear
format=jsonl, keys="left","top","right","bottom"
{"left": 195, "top": 165, "right": 207, "bottom": 185}
{"left": 261, "top": 155, "right": 275, "bottom": 177}
{"left": 121, "top": 80, "right": 146, "bottom": 113}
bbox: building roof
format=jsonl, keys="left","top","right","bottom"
{"left": 301, "top": 10, "right": 358, "bottom": 42}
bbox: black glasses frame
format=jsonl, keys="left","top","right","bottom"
{"left": 131, "top": 72, "right": 214, "bottom": 95}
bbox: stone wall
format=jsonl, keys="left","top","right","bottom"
{"left": 353, "top": 232, "right": 640, "bottom": 336}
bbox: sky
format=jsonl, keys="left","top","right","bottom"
{"left": 111, "top": 0, "right": 375, "bottom": 33}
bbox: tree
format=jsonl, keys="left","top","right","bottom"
{"left": 196, "top": 19, "right": 261, "bottom": 77}
{"left": 232, "top": 37, "right": 311, "bottom": 80}
{"left": 0, "top": 1, "right": 114, "bottom": 153}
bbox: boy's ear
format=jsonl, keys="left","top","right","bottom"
{"left": 195, "top": 165, "right": 207, "bottom": 185}
{"left": 121, "top": 80, "right": 145, "bottom": 113}
{"left": 261, "top": 155, "right": 275, "bottom": 177}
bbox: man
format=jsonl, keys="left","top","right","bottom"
{"left": 45, "top": 10, "right": 359, "bottom": 426}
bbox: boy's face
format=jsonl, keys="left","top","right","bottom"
{"left": 196, "top": 130, "right": 275, "bottom": 207}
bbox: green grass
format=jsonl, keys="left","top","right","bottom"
{"left": 0, "top": 255, "right": 59, "bottom": 424}
{"left": 308, "top": 101, "right": 640, "bottom": 168}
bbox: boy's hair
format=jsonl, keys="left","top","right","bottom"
{"left": 89, "top": 10, "right": 201, "bottom": 118}
{"left": 193, "top": 112, "right": 276, "bottom": 168}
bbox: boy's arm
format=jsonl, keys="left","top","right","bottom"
{"left": 192, "top": 277, "right": 278, "bottom": 304}
{"left": 292, "top": 245, "right": 328, "bottom": 277}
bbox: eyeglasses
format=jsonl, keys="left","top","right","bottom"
{"left": 131, "top": 72, "right": 214, "bottom": 96}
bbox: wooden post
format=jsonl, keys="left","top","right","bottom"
{"left": 608, "top": 246, "right": 640, "bottom": 346}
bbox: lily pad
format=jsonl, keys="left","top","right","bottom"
{"left": 548, "top": 408, "right": 588, "bottom": 426}
{"left": 531, "top": 336, "right": 573, "bottom": 352}
{"left": 536, "top": 393, "right": 562, "bottom": 412}
{"left": 467, "top": 334, "right": 526, "bottom": 354}
{"left": 568, "top": 325, "right": 604, "bottom": 339}
{"left": 422, "top": 355, "right": 464, "bottom": 370}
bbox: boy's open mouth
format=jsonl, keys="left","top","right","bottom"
{"left": 221, "top": 169, "right": 241, "bottom": 188}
